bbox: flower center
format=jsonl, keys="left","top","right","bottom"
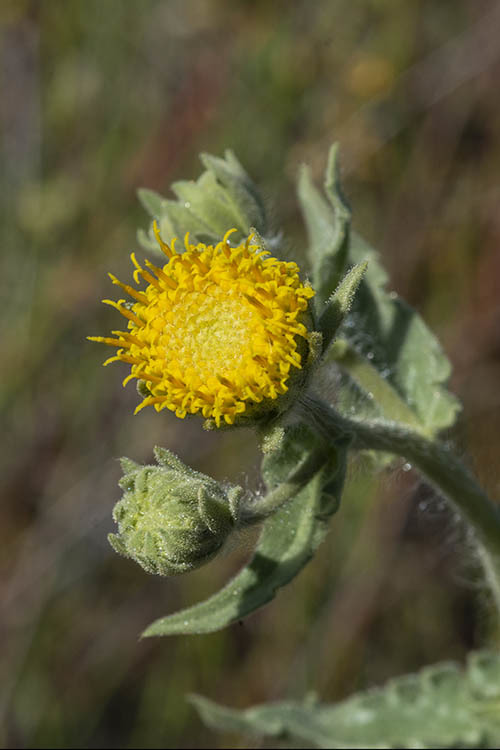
{"left": 164, "top": 288, "right": 260, "bottom": 379}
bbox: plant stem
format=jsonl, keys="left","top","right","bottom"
{"left": 241, "top": 447, "right": 326, "bottom": 524}
{"left": 302, "top": 394, "right": 500, "bottom": 615}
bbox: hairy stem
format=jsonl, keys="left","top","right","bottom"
{"left": 302, "top": 394, "right": 500, "bottom": 615}
{"left": 241, "top": 447, "right": 326, "bottom": 524}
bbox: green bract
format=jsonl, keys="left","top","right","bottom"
{"left": 108, "top": 447, "right": 242, "bottom": 576}
{"left": 137, "top": 150, "right": 270, "bottom": 251}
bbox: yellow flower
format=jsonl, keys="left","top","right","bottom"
{"left": 89, "top": 224, "right": 315, "bottom": 427}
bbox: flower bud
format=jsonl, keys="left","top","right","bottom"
{"left": 108, "top": 447, "right": 242, "bottom": 576}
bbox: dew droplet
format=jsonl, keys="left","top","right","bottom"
{"left": 402, "top": 462, "right": 412, "bottom": 472}
{"left": 184, "top": 201, "right": 191, "bottom": 208}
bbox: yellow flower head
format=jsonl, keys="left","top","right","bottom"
{"left": 89, "top": 224, "right": 315, "bottom": 427}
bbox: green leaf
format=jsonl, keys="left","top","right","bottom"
{"left": 190, "top": 650, "right": 500, "bottom": 749}
{"left": 297, "top": 143, "right": 351, "bottom": 307}
{"left": 326, "top": 230, "right": 461, "bottom": 437}
{"left": 137, "top": 188, "right": 166, "bottom": 218}
{"left": 160, "top": 201, "right": 218, "bottom": 246}
{"left": 261, "top": 422, "right": 324, "bottom": 488}
{"left": 318, "top": 262, "right": 368, "bottom": 351}
{"left": 142, "top": 426, "right": 347, "bottom": 637}
{"left": 171, "top": 173, "right": 246, "bottom": 237}
{"left": 301, "top": 146, "right": 460, "bottom": 440}
{"left": 136, "top": 227, "right": 159, "bottom": 252}
{"left": 200, "top": 150, "right": 266, "bottom": 235}
{"left": 137, "top": 150, "right": 269, "bottom": 255}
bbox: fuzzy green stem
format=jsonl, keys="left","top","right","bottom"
{"left": 241, "top": 448, "right": 327, "bottom": 524}
{"left": 301, "top": 394, "right": 500, "bottom": 614}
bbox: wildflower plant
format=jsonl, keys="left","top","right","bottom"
{"left": 90, "top": 226, "right": 315, "bottom": 426}
{"left": 90, "top": 145, "right": 500, "bottom": 748}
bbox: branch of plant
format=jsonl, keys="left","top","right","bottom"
{"left": 241, "top": 447, "right": 327, "bottom": 524}
{"left": 301, "top": 393, "right": 500, "bottom": 616}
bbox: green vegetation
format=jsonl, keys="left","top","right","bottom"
{"left": 2, "top": 1, "right": 500, "bottom": 747}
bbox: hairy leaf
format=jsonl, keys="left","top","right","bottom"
{"left": 200, "top": 151, "right": 267, "bottom": 235}
{"left": 298, "top": 143, "right": 350, "bottom": 307}
{"left": 137, "top": 187, "right": 167, "bottom": 218}
{"left": 137, "top": 150, "right": 268, "bottom": 253}
{"left": 327, "top": 231, "right": 461, "bottom": 436}
{"left": 318, "top": 262, "right": 368, "bottom": 351}
{"left": 191, "top": 650, "right": 500, "bottom": 749}
{"left": 300, "top": 144, "right": 460, "bottom": 439}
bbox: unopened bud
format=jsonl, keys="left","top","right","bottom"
{"left": 108, "top": 446, "right": 242, "bottom": 576}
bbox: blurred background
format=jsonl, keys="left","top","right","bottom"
{"left": 2, "top": 0, "right": 500, "bottom": 746}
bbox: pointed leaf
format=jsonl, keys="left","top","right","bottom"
{"left": 297, "top": 143, "right": 351, "bottom": 307}
{"left": 137, "top": 150, "right": 269, "bottom": 257}
{"left": 325, "top": 231, "right": 461, "bottom": 438}
{"left": 191, "top": 650, "right": 500, "bottom": 749}
{"left": 137, "top": 188, "right": 166, "bottom": 218}
{"left": 319, "top": 262, "right": 368, "bottom": 350}
{"left": 200, "top": 150, "right": 266, "bottom": 235}
{"left": 171, "top": 173, "right": 248, "bottom": 238}
{"left": 162, "top": 203, "right": 217, "bottom": 245}
{"left": 137, "top": 227, "right": 159, "bottom": 252}
{"left": 301, "top": 147, "right": 461, "bottom": 442}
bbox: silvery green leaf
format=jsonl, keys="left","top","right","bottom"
{"left": 137, "top": 187, "right": 167, "bottom": 218}
{"left": 190, "top": 650, "right": 500, "bottom": 749}
{"left": 298, "top": 142, "right": 351, "bottom": 308}
{"left": 171, "top": 172, "right": 248, "bottom": 238}
{"left": 302, "top": 144, "right": 460, "bottom": 440}
{"left": 325, "top": 230, "right": 461, "bottom": 437}
{"left": 200, "top": 150, "right": 266, "bottom": 236}
{"left": 137, "top": 150, "right": 268, "bottom": 254}
{"left": 158, "top": 201, "right": 217, "bottom": 247}
{"left": 318, "top": 262, "right": 368, "bottom": 351}
{"left": 261, "top": 421, "right": 325, "bottom": 489}
{"left": 137, "top": 227, "right": 159, "bottom": 252}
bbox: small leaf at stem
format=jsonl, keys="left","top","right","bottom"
{"left": 319, "top": 262, "right": 368, "bottom": 351}
{"left": 298, "top": 142, "right": 351, "bottom": 308}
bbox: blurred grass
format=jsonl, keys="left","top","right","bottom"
{"left": 1, "top": 0, "right": 500, "bottom": 747}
